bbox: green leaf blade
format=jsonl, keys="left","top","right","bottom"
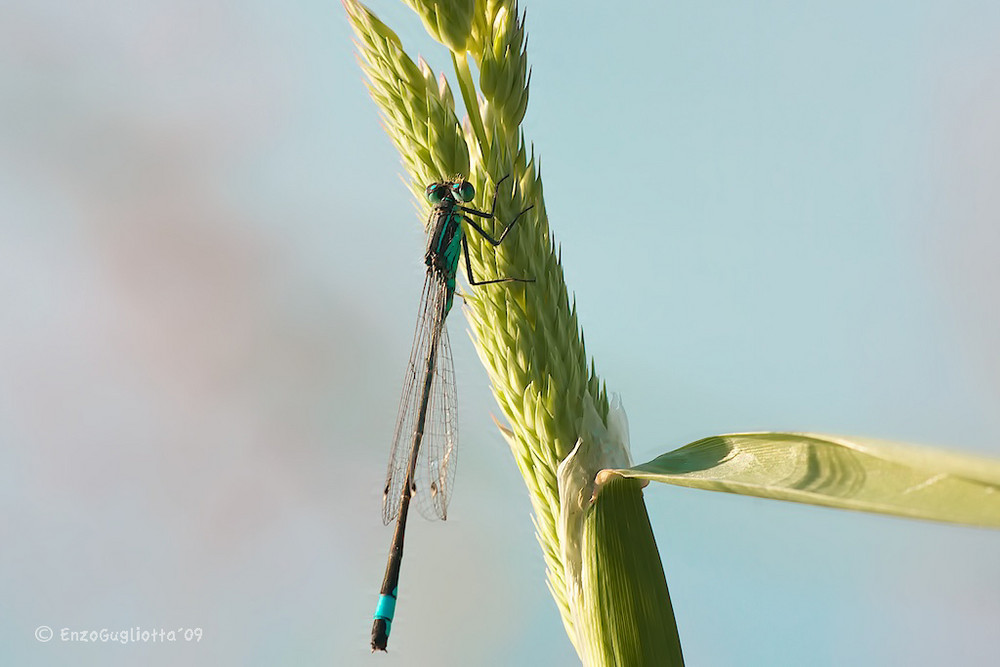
{"left": 608, "top": 432, "right": 1000, "bottom": 528}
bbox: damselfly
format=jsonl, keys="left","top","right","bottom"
{"left": 371, "top": 175, "right": 533, "bottom": 652}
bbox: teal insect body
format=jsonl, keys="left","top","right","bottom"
{"left": 371, "top": 177, "right": 532, "bottom": 652}
{"left": 423, "top": 181, "right": 473, "bottom": 315}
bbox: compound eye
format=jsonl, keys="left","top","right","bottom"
{"left": 452, "top": 180, "right": 475, "bottom": 202}
{"left": 425, "top": 183, "right": 446, "bottom": 203}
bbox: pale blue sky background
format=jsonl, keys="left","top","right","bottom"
{"left": 3, "top": 1, "right": 1000, "bottom": 665}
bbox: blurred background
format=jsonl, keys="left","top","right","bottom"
{"left": 3, "top": 1, "right": 1000, "bottom": 665}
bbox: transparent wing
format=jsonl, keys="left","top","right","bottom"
{"left": 382, "top": 273, "right": 458, "bottom": 524}
{"left": 411, "top": 321, "right": 457, "bottom": 521}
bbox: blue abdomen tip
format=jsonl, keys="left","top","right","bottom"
{"left": 374, "top": 594, "right": 397, "bottom": 621}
